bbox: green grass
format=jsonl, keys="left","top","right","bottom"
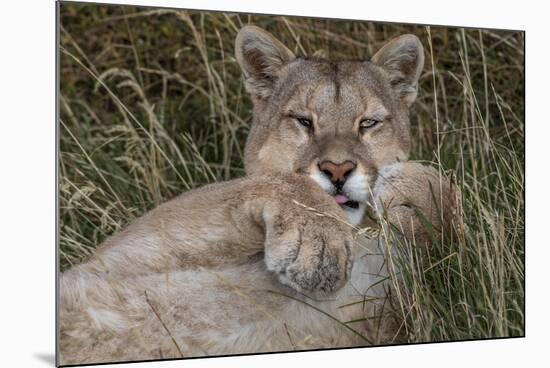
{"left": 59, "top": 2, "right": 524, "bottom": 343}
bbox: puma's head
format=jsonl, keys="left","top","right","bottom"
{"left": 235, "top": 26, "right": 424, "bottom": 225}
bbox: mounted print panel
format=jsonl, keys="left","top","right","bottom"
{"left": 57, "top": 1, "right": 525, "bottom": 366}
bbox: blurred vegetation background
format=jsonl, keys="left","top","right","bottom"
{"left": 59, "top": 2, "right": 524, "bottom": 343}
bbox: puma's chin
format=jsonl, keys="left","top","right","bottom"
{"left": 340, "top": 201, "right": 367, "bottom": 226}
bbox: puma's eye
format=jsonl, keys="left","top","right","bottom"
{"left": 359, "top": 118, "right": 381, "bottom": 131}
{"left": 296, "top": 117, "right": 313, "bottom": 130}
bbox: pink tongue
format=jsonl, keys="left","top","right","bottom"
{"left": 334, "top": 194, "right": 349, "bottom": 204}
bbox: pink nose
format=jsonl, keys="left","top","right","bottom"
{"left": 319, "top": 160, "right": 356, "bottom": 183}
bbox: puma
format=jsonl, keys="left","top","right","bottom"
{"left": 59, "top": 25, "right": 461, "bottom": 365}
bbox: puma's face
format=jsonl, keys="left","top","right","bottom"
{"left": 236, "top": 26, "right": 424, "bottom": 225}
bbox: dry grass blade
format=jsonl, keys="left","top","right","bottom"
{"left": 144, "top": 291, "right": 185, "bottom": 358}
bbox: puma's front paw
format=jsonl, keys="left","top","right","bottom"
{"left": 264, "top": 214, "right": 353, "bottom": 293}
{"left": 373, "top": 162, "right": 463, "bottom": 244}
{"left": 262, "top": 189, "right": 354, "bottom": 294}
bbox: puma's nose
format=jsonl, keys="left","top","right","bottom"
{"left": 319, "top": 160, "right": 357, "bottom": 184}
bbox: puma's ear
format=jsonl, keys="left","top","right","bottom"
{"left": 371, "top": 34, "right": 425, "bottom": 107}
{"left": 235, "top": 25, "right": 295, "bottom": 99}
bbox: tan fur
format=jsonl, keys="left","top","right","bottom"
{"left": 59, "top": 26, "right": 460, "bottom": 365}
{"left": 373, "top": 162, "right": 463, "bottom": 245}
